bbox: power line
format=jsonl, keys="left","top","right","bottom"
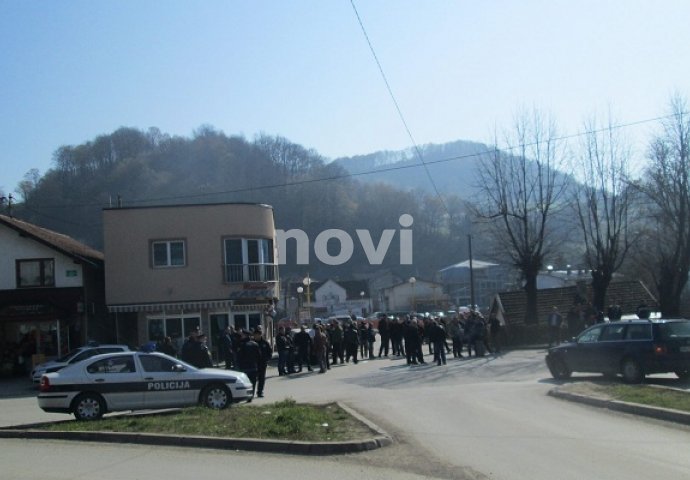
{"left": 349, "top": 0, "right": 450, "bottom": 216}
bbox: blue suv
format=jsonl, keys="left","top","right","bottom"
{"left": 545, "top": 319, "right": 690, "bottom": 383}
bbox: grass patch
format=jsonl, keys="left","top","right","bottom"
{"left": 38, "top": 398, "right": 374, "bottom": 442}
{"left": 605, "top": 384, "right": 690, "bottom": 412}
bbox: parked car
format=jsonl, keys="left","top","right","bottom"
{"left": 545, "top": 319, "right": 690, "bottom": 383}
{"left": 37, "top": 351, "right": 253, "bottom": 420}
{"left": 30, "top": 344, "right": 130, "bottom": 383}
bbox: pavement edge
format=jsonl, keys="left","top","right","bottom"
{"left": 0, "top": 402, "right": 392, "bottom": 455}
{"left": 548, "top": 386, "right": 690, "bottom": 426}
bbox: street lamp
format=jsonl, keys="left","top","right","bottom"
{"left": 302, "top": 274, "right": 312, "bottom": 304}
{"left": 297, "top": 286, "right": 304, "bottom": 310}
{"left": 409, "top": 277, "right": 416, "bottom": 312}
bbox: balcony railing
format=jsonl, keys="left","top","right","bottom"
{"left": 223, "top": 263, "right": 278, "bottom": 283}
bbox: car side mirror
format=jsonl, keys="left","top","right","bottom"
{"left": 172, "top": 364, "right": 187, "bottom": 372}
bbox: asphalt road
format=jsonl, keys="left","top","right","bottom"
{"left": 2, "top": 348, "right": 690, "bottom": 480}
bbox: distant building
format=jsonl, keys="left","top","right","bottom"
{"left": 311, "top": 279, "right": 370, "bottom": 317}
{"left": 381, "top": 279, "right": 448, "bottom": 312}
{"left": 103, "top": 203, "right": 280, "bottom": 355}
{"left": 437, "top": 259, "right": 514, "bottom": 309}
{"left": 0, "top": 214, "right": 107, "bottom": 374}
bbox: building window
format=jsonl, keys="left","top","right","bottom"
{"left": 16, "top": 258, "right": 55, "bottom": 287}
{"left": 147, "top": 316, "right": 200, "bottom": 351}
{"left": 152, "top": 240, "right": 186, "bottom": 268}
{"left": 223, "top": 238, "right": 276, "bottom": 283}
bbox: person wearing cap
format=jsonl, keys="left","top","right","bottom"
{"left": 219, "top": 326, "right": 235, "bottom": 369}
{"left": 236, "top": 329, "right": 261, "bottom": 400}
{"left": 181, "top": 330, "right": 212, "bottom": 369}
{"left": 293, "top": 324, "right": 313, "bottom": 372}
{"left": 253, "top": 326, "right": 272, "bottom": 397}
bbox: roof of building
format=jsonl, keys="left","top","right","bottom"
{"left": 491, "top": 280, "right": 657, "bottom": 325}
{"left": 336, "top": 280, "right": 370, "bottom": 299}
{"left": 0, "top": 214, "right": 103, "bottom": 266}
{"left": 438, "top": 259, "right": 499, "bottom": 272}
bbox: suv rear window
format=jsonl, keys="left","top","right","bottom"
{"left": 658, "top": 322, "right": 690, "bottom": 339}
{"left": 625, "top": 324, "right": 652, "bottom": 340}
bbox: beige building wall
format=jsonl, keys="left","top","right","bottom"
{"left": 104, "top": 203, "right": 277, "bottom": 306}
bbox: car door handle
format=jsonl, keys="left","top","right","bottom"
{"left": 95, "top": 378, "right": 105, "bottom": 383}
{"left": 144, "top": 377, "right": 154, "bottom": 380}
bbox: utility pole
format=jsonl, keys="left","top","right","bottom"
{"left": 468, "top": 235, "right": 476, "bottom": 310}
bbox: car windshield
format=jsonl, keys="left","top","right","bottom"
{"left": 658, "top": 322, "right": 690, "bottom": 339}
{"left": 55, "top": 348, "right": 83, "bottom": 363}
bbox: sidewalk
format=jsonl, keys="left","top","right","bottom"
{"left": 0, "top": 376, "right": 36, "bottom": 399}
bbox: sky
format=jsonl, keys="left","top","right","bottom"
{"left": 2, "top": 0, "right": 690, "bottom": 195}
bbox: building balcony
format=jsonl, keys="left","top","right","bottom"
{"left": 223, "top": 263, "right": 279, "bottom": 283}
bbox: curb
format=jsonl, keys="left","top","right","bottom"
{"left": 548, "top": 387, "right": 690, "bottom": 426}
{"left": 0, "top": 401, "right": 392, "bottom": 455}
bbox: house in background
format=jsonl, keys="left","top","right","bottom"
{"left": 311, "top": 279, "right": 370, "bottom": 317}
{"left": 0, "top": 214, "right": 107, "bottom": 375}
{"left": 381, "top": 278, "right": 448, "bottom": 312}
{"left": 103, "top": 203, "right": 280, "bottom": 356}
{"left": 437, "top": 259, "right": 514, "bottom": 309}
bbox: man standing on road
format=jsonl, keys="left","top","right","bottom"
{"left": 344, "top": 323, "right": 359, "bottom": 364}
{"left": 548, "top": 306, "right": 563, "bottom": 347}
{"left": 377, "top": 315, "right": 390, "bottom": 357}
{"left": 253, "top": 326, "right": 272, "bottom": 398}
{"left": 219, "top": 326, "right": 234, "bottom": 369}
{"left": 237, "top": 330, "right": 261, "bottom": 400}
{"left": 294, "top": 324, "right": 313, "bottom": 372}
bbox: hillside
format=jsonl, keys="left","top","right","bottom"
{"left": 332, "top": 139, "right": 490, "bottom": 196}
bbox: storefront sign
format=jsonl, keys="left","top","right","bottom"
{"left": 229, "top": 288, "right": 276, "bottom": 300}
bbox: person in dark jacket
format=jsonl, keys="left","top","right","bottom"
{"left": 404, "top": 320, "right": 424, "bottom": 365}
{"left": 343, "top": 324, "right": 359, "bottom": 364}
{"left": 236, "top": 330, "right": 261, "bottom": 400}
{"left": 157, "top": 336, "right": 177, "bottom": 358}
{"left": 180, "top": 332, "right": 212, "bottom": 368}
{"left": 293, "top": 325, "right": 313, "bottom": 372}
{"left": 329, "top": 321, "right": 344, "bottom": 365}
{"left": 253, "top": 327, "right": 272, "bottom": 397}
{"left": 430, "top": 320, "right": 447, "bottom": 366}
{"left": 219, "top": 326, "right": 235, "bottom": 369}
{"left": 275, "top": 326, "right": 292, "bottom": 375}
{"left": 377, "top": 315, "right": 390, "bottom": 357}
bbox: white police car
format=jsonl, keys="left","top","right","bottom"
{"left": 37, "top": 351, "right": 253, "bottom": 420}
{"left": 31, "top": 344, "right": 130, "bottom": 383}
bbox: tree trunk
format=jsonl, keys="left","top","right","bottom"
{"left": 524, "top": 274, "right": 539, "bottom": 324}
{"left": 591, "top": 269, "right": 612, "bottom": 313}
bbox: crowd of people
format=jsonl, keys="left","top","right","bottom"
{"left": 153, "top": 311, "right": 502, "bottom": 401}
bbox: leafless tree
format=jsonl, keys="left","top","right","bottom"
{"left": 572, "top": 115, "right": 634, "bottom": 312}
{"left": 474, "top": 109, "right": 568, "bottom": 323}
{"left": 637, "top": 95, "right": 690, "bottom": 315}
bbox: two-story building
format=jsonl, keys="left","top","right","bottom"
{"left": 103, "top": 203, "right": 280, "bottom": 356}
{"left": 0, "top": 214, "right": 106, "bottom": 376}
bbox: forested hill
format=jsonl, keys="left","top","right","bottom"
{"left": 10, "top": 127, "right": 478, "bottom": 279}
{"left": 333, "top": 139, "right": 489, "bottom": 195}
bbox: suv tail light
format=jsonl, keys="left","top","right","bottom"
{"left": 653, "top": 344, "right": 668, "bottom": 355}
{"left": 39, "top": 376, "right": 51, "bottom": 392}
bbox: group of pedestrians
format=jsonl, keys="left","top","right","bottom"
{"left": 158, "top": 311, "right": 502, "bottom": 401}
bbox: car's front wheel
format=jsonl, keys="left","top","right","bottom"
{"left": 72, "top": 393, "right": 105, "bottom": 421}
{"left": 547, "top": 357, "right": 572, "bottom": 380}
{"left": 202, "top": 384, "right": 231, "bottom": 409}
{"left": 621, "top": 358, "right": 644, "bottom": 384}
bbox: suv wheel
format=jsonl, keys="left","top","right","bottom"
{"left": 548, "top": 357, "right": 572, "bottom": 380}
{"left": 621, "top": 358, "right": 644, "bottom": 384}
